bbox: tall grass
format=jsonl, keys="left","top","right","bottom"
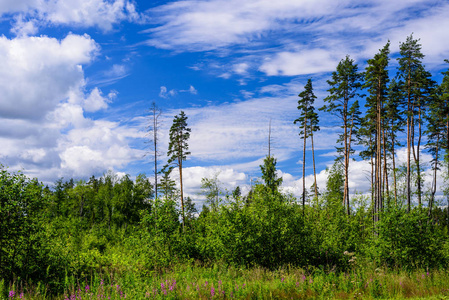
{"left": 5, "top": 264, "right": 449, "bottom": 299}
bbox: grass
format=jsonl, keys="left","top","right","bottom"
{"left": 4, "top": 264, "right": 449, "bottom": 299}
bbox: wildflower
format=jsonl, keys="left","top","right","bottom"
{"left": 211, "top": 286, "right": 215, "bottom": 297}
{"left": 9, "top": 290, "right": 15, "bottom": 298}
{"left": 296, "top": 282, "right": 299, "bottom": 287}
{"left": 85, "top": 285, "right": 90, "bottom": 293}
{"left": 281, "top": 277, "right": 284, "bottom": 282}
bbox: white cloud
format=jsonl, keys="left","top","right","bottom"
{"left": 0, "top": 34, "right": 98, "bottom": 120}
{"left": 144, "top": 0, "right": 449, "bottom": 78}
{"left": 1, "top": 0, "right": 142, "bottom": 33}
{"left": 159, "top": 86, "right": 177, "bottom": 98}
{"left": 10, "top": 14, "right": 39, "bottom": 36}
{"left": 83, "top": 87, "right": 113, "bottom": 112}
{"left": 233, "top": 62, "right": 249, "bottom": 75}
{"left": 145, "top": 0, "right": 345, "bottom": 51}
{"left": 0, "top": 34, "right": 142, "bottom": 183}
{"left": 188, "top": 85, "right": 197, "bottom": 95}
{"left": 180, "top": 85, "right": 198, "bottom": 95}
{"left": 259, "top": 49, "right": 341, "bottom": 76}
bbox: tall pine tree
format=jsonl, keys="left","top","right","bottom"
{"left": 164, "top": 111, "right": 191, "bottom": 230}
{"left": 321, "top": 56, "right": 363, "bottom": 215}
{"left": 363, "top": 42, "right": 390, "bottom": 220}
{"left": 294, "top": 79, "right": 320, "bottom": 208}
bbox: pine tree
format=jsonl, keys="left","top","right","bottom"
{"left": 260, "top": 155, "right": 283, "bottom": 195}
{"left": 363, "top": 42, "right": 390, "bottom": 220}
{"left": 396, "top": 34, "right": 427, "bottom": 210}
{"left": 425, "top": 85, "right": 443, "bottom": 216}
{"left": 385, "top": 78, "right": 405, "bottom": 205}
{"left": 440, "top": 60, "right": 449, "bottom": 232}
{"left": 164, "top": 111, "right": 191, "bottom": 230}
{"left": 294, "top": 79, "right": 320, "bottom": 208}
{"left": 158, "top": 169, "right": 177, "bottom": 200}
{"left": 321, "top": 56, "right": 364, "bottom": 215}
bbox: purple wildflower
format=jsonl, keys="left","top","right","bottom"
{"left": 211, "top": 286, "right": 215, "bottom": 297}
{"left": 9, "top": 290, "right": 15, "bottom": 298}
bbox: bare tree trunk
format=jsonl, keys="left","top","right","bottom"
{"left": 154, "top": 113, "right": 159, "bottom": 199}
{"left": 303, "top": 117, "right": 307, "bottom": 210}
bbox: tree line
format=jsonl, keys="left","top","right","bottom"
{"left": 294, "top": 35, "right": 449, "bottom": 221}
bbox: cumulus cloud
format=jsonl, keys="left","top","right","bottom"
{"left": 0, "top": 34, "right": 142, "bottom": 183}
{"left": 0, "top": 34, "right": 98, "bottom": 120}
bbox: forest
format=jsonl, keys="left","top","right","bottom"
{"left": 2, "top": 34, "right": 449, "bottom": 299}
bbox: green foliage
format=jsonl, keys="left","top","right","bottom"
{"left": 200, "top": 173, "right": 222, "bottom": 210}
{"left": 368, "top": 207, "right": 447, "bottom": 269}
{"left": 260, "top": 156, "right": 283, "bottom": 194}
{"left": 294, "top": 78, "right": 320, "bottom": 139}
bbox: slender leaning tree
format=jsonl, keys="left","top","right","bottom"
{"left": 164, "top": 111, "right": 191, "bottom": 230}
{"left": 294, "top": 79, "right": 320, "bottom": 207}
{"left": 321, "top": 56, "right": 363, "bottom": 215}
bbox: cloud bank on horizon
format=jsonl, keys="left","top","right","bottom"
{"left": 0, "top": 0, "right": 449, "bottom": 203}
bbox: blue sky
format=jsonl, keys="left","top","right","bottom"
{"left": 1, "top": 0, "right": 449, "bottom": 201}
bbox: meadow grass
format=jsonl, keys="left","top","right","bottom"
{"left": 4, "top": 264, "right": 449, "bottom": 299}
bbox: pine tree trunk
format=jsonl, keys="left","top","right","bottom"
{"left": 376, "top": 85, "right": 382, "bottom": 217}
{"left": 311, "top": 132, "right": 318, "bottom": 199}
{"left": 383, "top": 126, "right": 389, "bottom": 203}
{"left": 179, "top": 160, "right": 185, "bottom": 231}
{"left": 429, "top": 137, "right": 439, "bottom": 217}
{"left": 406, "top": 74, "right": 412, "bottom": 212}
{"left": 416, "top": 107, "right": 423, "bottom": 206}
{"left": 391, "top": 119, "right": 398, "bottom": 206}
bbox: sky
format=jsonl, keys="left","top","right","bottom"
{"left": 1, "top": 0, "right": 449, "bottom": 204}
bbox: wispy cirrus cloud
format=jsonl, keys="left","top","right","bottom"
{"left": 143, "top": 0, "right": 449, "bottom": 78}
